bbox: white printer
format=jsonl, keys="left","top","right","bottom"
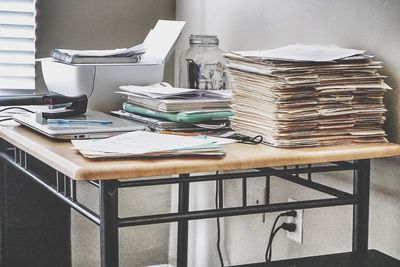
{"left": 40, "top": 20, "right": 186, "bottom": 111}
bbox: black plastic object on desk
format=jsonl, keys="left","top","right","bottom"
{"left": 0, "top": 94, "right": 88, "bottom": 118}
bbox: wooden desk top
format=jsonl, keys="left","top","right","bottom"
{"left": 1, "top": 124, "right": 400, "bottom": 181}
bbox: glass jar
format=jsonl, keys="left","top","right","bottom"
{"left": 179, "top": 35, "right": 226, "bottom": 90}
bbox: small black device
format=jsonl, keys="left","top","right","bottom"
{"left": 0, "top": 94, "right": 88, "bottom": 118}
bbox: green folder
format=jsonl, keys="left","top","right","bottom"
{"left": 123, "top": 102, "right": 232, "bottom": 124}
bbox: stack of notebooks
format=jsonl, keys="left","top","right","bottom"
{"left": 224, "top": 44, "right": 390, "bottom": 147}
{"left": 113, "top": 84, "right": 233, "bottom": 133}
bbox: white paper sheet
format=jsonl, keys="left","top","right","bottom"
{"left": 53, "top": 43, "right": 146, "bottom": 57}
{"left": 71, "top": 131, "right": 217, "bottom": 154}
{"left": 118, "top": 85, "right": 231, "bottom": 99}
{"left": 233, "top": 44, "right": 365, "bottom": 62}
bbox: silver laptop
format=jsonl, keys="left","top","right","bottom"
{"left": 13, "top": 111, "right": 145, "bottom": 139}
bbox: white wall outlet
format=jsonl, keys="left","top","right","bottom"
{"left": 287, "top": 198, "right": 303, "bottom": 243}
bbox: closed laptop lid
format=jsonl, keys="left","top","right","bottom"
{"left": 13, "top": 111, "right": 145, "bottom": 139}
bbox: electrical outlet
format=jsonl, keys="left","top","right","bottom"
{"left": 287, "top": 198, "right": 303, "bottom": 243}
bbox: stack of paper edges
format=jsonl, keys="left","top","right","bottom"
{"left": 225, "top": 44, "right": 390, "bottom": 147}
{"left": 114, "top": 84, "right": 232, "bottom": 132}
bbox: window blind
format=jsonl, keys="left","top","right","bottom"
{"left": 0, "top": 0, "right": 35, "bottom": 92}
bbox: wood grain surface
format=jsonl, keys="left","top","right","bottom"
{"left": 1, "top": 124, "right": 400, "bottom": 181}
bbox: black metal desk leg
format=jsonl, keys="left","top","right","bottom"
{"left": 99, "top": 180, "right": 119, "bottom": 267}
{"left": 0, "top": 161, "right": 7, "bottom": 267}
{"left": 177, "top": 174, "right": 190, "bottom": 267}
{"left": 352, "top": 159, "right": 370, "bottom": 260}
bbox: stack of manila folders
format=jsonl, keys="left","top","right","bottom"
{"left": 71, "top": 131, "right": 236, "bottom": 159}
{"left": 112, "top": 83, "right": 232, "bottom": 133}
{"left": 225, "top": 44, "right": 390, "bottom": 148}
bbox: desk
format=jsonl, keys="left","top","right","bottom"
{"left": 1, "top": 124, "right": 400, "bottom": 267}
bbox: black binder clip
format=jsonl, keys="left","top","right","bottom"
{"left": 240, "top": 134, "right": 263, "bottom": 145}
{"left": 222, "top": 133, "right": 263, "bottom": 145}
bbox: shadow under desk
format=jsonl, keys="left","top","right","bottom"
{"left": 232, "top": 250, "right": 400, "bottom": 267}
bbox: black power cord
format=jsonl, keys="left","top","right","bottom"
{"left": 215, "top": 176, "right": 224, "bottom": 267}
{"left": 0, "top": 107, "right": 35, "bottom": 113}
{"left": 265, "top": 211, "right": 297, "bottom": 262}
{"left": 266, "top": 222, "right": 296, "bottom": 262}
{"left": 0, "top": 107, "right": 35, "bottom": 123}
{"left": 0, "top": 118, "right": 13, "bottom": 123}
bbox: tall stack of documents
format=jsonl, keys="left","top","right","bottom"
{"left": 113, "top": 84, "right": 233, "bottom": 132}
{"left": 224, "top": 44, "right": 390, "bottom": 147}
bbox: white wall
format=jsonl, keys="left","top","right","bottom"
{"left": 176, "top": 0, "right": 400, "bottom": 143}
{"left": 36, "top": 1, "right": 175, "bottom": 266}
{"left": 176, "top": 0, "right": 400, "bottom": 265}
{"left": 36, "top": 0, "right": 176, "bottom": 94}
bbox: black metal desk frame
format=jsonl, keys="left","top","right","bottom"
{"left": 0, "top": 140, "right": 370, "bottom": 267}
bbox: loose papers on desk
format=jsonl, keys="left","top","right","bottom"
{"left": 71, "top": 131, "right": 235, "bottom": 158}
{"left": 225, "top": 44, "right": 390, "bottom": 148}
